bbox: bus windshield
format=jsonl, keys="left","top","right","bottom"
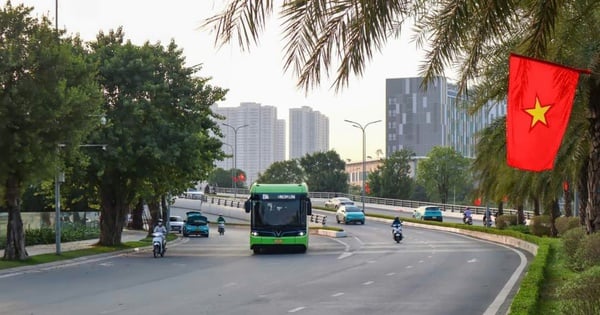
{"left": 253, "top": 200, "right": 305, "bottom": 228}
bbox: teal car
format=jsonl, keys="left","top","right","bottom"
{"left": 183, "top": 211, "right": 210, "bottom": 237}
{"left": 336, "top": 205, "right": 365, "bottom": 225}
{"left": 414, "top": 206, "right": 443, "bottom": 222}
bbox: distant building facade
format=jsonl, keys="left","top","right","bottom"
{"left": 385, "top": 77, "right": 506, "bottom": 159}
{"left": 213, "top": 102, "right": 286, "bottom": 185}
{"left": 289, "top": 106, "right": 329, "bottom": 159}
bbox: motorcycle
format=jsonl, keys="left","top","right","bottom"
{"left": 218, "top": 222, "right": 225, "bottom": 235}
{"left": 152, "top": 232, "right": 166, "bottom": 258}
{"left": 392, "top": 224, "right": 403, "bottom": 243}
{"left": 463, "top": 215, "right": 473, "bottom": 225}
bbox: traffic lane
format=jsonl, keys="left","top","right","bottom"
{"left": 322, "top": 218, "right": 525, "bottom": 315}
{"left": 0, "top": 227, "right": 346, "bottom": 315}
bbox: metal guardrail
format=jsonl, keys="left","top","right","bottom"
{"left": 310, "top": 214, "right": 327, "bottom": 226}
{"left": 206, "top": 188, "right": 534, "bottom": 219}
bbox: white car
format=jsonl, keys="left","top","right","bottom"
{"left": 325, "top": 197, "right": 355, "bottom": 209}
{"left": 169, "top": 216, "right": 184, "bottom": 233}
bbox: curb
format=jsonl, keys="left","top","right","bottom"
{"left": 0, "top": 236, "right": 185, "bottom": 277}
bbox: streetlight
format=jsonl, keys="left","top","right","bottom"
{"left": 344, "top": 119, "right": 381, "bottom": 213}
{"left": 55, "top": 144, "right": 107, "bottom": 255}
{"left": 222, "top": 143, "right": 234, "bottom": 194}
{"left": 222, "top": 123, "right": 248, "bottom": 199}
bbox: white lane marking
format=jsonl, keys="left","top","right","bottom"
{"left": 288, "top": 306, "right": 306, "bottom": 313}
{"left": 386, "top": 272, "right": 396, "bottom": 276}
{"left": 331, "top": 292, "right": 344, "bottom": 297}
{"left": 354, "top": 236, "right": 364, "bottom": 245}
{"left": 338, "top": 252, "right": 353, "bottom": 259}
{"left": 406, "top": 265, "right": 413, "bottom": 269}
{"left": 483, "top": 244, "right": 528, "bottom": 315}
{"left": 467, "top": 258, "right": 478, "bottom": 263}
{"left": 367, "top": 260, "right": 376, "bottom": 264}
{"left": 332, "top": 238, "right": 352, "bottom": 259}
{"left": 418, "top": 260, "right": 424, "bottom": 263}
{"left": 363, "top": 281, "right": 374, "bottom": 285}
{"left": 99, "top": 262, "right": 113, "bottom": 267}
{"left": 223, "top": 282, "right": 237, "bottom": 287}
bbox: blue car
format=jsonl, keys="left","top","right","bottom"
{"left": 414, "top": 206, "right": 443, "bottom": 222}
{"left": 336, "top": 205, "right": 365, "bottom": 225}
{"left": 183, "top": 211, "right": 210, "bottom": 237}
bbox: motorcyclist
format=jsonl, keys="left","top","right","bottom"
{"left": 153, "top": 219, "right": 167, "bottom": 249}
{"left": 217, "top": 214, "right": 226, "bottom": 235}
{"left": 391, "top": 216, "right": 402, "bottom": 230}
{"left": 463, "top": 207, "right": 473, "bottom": 224}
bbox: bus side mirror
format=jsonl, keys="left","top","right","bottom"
{"left": 244, "top": 200, "right": 251, "bottom": 213}
{"left": 306, "top": 199, "right": 312, "bottom": 216}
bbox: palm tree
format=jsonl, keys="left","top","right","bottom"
{"left": 202, "top": 0, "right": 600, "bottom": 232}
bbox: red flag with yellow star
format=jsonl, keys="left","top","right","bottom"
{"left": 506, "top": 54, "right": 582, "bottom": 171}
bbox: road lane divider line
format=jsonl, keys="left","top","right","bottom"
{"left": 288, "top": 306, "right": 306, "bottom": 313}
{"left": 331, "top": 292, "right": 344, "bottom": 297}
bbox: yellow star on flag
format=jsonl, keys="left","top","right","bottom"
{"left": 525, "top": 97, "right": 551, "bottom": 127}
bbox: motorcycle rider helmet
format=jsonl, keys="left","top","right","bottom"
{"left": 157, "top": 219, "right": 163, "bottom": 225}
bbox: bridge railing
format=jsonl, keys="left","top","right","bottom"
{"left": 310, "top": 214, "right": 327, "bottom": 226}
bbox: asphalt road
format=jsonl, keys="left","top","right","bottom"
{"left": 0, "top": 201, "right": 525, "bottom": 315}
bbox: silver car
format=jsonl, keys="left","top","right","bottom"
{"left": 169, "top": 216, "right": 184, "bottom": 233}
{"left": 325, "top": 197, "right": 354, "bottom": 209}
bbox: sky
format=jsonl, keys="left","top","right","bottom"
{"left": 16, "top": 0, "right": 432, "bottom": 162}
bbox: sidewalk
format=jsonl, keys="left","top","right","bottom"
{"left": 25, "top": 229, "right": 150, "bottom": 256}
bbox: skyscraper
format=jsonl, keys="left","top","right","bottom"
{"left": 386, "top": 77, "right": 505, "bottom": 158}
{"left": 213, "top": 102, "right": 286, "bottom": 184}
{"left": 289, "top": 106, "right": 329, "bottom": 159}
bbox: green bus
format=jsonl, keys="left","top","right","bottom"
{"left": 244, "top": 183, "right": 312, "bottom": 254}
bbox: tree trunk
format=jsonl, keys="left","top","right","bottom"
{"left": 147, "top": 199, "right": 161, "bottom": 238}
{"left": 517, "top": 204, "right": 525, "bottom": 225}
{"left": 497, "top": 201, "right": 504, "bottom": 216}
{"left": 161, "top": 195, "right": 168, "bottom": 221}
{"left": 587, "top": 69, "right": 600, "bottom": 233}
{"left": 533, "top": 197, "right": 540, "bottom": 216}
{"left": 3, "top": 175, "right": 28, "bottom": 260}
{"left": 578, "top": 158, "right": 589, "bottom": 227}
{"left": 40, "top": 212, "right": 52, "bottom": 228}
{"left": 98, "top": 178, "right": 128, "bottom": 246}
{"left": 130, "top": 198, "right": 144, "bottom": 230}
{"left": 564, "top": 186, "right": 573, "bottom": 217}
{"left": 549, "top": 199, "right": 560, "bottom": 237}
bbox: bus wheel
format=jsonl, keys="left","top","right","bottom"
{"left": 253, "top": 248, "right": 261, "bottom": 255}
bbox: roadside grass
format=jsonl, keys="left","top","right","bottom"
{"left": 537, "top": 239, "right": 577, "bottom": 314}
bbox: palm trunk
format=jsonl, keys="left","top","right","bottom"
{"left": 130, "top": 198, "right": 144, "bottom": 230}
{"left": 3, "top": 175, "right": 28, "bottom": 260}
{"left": 533, "top": 197, "right": 540, "bottom": 216}
{"left": 517, "top": 204, "right": 525, "bottom": 225}
{"left": 549, "top": 199, "right": 560, "bottom": 237}
{"left": 587, "top": 68, "right": 600, "bottom": 233}
{"left": 564, "top": 187, "right": 573, "bottom": 217}
{"left": 578, "top": 159, "right": 589, "bottom": 227}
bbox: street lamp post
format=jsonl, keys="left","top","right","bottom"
{"left": 55, "top": 143, "right": 106, "bottom": 255}
{"left": 222, "top": 123, "right": 248, "bottom": 199}
{"left": 344, "top": 119, "right": 381, "bottom": 213}
{"left": 222, "top": 143, "right": 234, "bottom": 194}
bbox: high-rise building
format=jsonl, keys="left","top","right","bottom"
{"left": 213, "top": 102, "right": 286, "bottom": 184}
{"left": 386, "top": 77, "right": 506, "bottom": 159}
{"left": 289, "top": 106, "right": 329, "bottom": 159}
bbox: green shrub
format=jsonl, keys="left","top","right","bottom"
{"left": 558, "top": 265, "right": 600, "bottom": 315}
{"left": 555, "top": 216, "right": 581, "bottom": 236}
{"left": 529, "top": 215, "right": 552, "bottom": 237}
{"left": 496, "top": 214, "right": 518, "bottom": 229}
{"left": 509, "top": 238, "right": 551, "bottom": 314}
{"left": 572, "top": 233, "right": 600, "bottom": 271}
{"left": 562, "top": 227, "right": 587, "bottom": 270}
{"left": 506, "top": 224, "right": 531, "bottom": 234}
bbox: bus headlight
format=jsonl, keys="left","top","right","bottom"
{"left": 251, "top": 231, "right": 259, "bottom": 236}
{"left": 298, "top": 231, "right": 305, "bottom": 236}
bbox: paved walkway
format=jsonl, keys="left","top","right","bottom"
{"left": 25, "top": 229, "right": 150, "bottom": 256}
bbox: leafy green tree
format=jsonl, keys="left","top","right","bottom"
{"left": 0, "top": 3, "right": 102, "bottom": 260}
{"left": 300, "top": 151, "right": 348, "bottom": 192}
{"left": 208, "top": 168, "right": 235, "bottom": 189}
{"left": 381, "top": 149, "right": 415, "bottom": 199}
{"left": 368, "top": 149, "right": 415, "bottom": 199}
{"left": 257, "top": 160, "right": 304, "bottom": 184}
{"left": 84, "top": 28, "right": 226, "bottom": 245}
{"left": 417, "top": 146, "right": 470, "bottom": 206}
